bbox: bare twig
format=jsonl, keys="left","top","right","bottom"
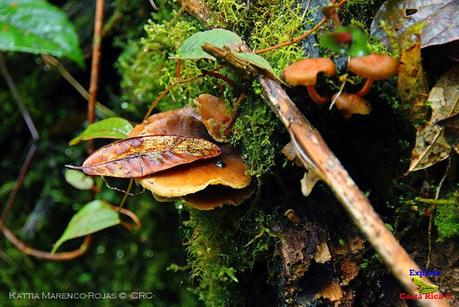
{"left": 42, "top": 55, "right": 115, "bottom": 118}
{"left": 143, "top": 75, "right": 201, "bottom": 120}
{"left": 253, "top": 0, "right": 347, "bottom": 54}
{"left": 2, "top": 143, "right": 37, "bottom": 221}
{"left": 87, "top": 0, "right": 105, "bottom": 153}
{"left": 0, "top": 218, "right": 91, "bottom": 261}
{"left": 0, "top": 52, "right": 39, "bottom": 141}
{"left": 426, "top": 158, "right": 450, "bottom": 268}
{"left": 0, "top": 53, "right": 39, "bottom": 221}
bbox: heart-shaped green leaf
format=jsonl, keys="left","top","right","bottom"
{"left": 70, "top": 117, "right": 133, "bottom": 145}
{"left": 176, "top": 29, "right": 243, "bottom": 60}
{"left": 52, "top": 200, "right": 120, "bottom": 253}
{"left": 0, "top": 0, "right": 84, "bottom": 66}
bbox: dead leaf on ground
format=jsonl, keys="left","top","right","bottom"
{"left": 371, "top": 0, "right": 459, "bottom": 49}
{"left": 409, "top": 65, "right": 459, "bottom": 172}
{"left": 78, "top": 135, "right": 221, "bottom": 178}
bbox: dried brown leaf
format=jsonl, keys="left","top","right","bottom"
{"left": 80, "top": 135, "right": 221, "bottom": 178}
{"left": 371, "top": 0, "right": 459, "bottom": 49}
{"left": 409, "top": 65, "right": 459, "bottom": 171}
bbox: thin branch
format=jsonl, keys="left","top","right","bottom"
{"left": 118, "top": 179, "right": 134, "bottom": 209}
{"left": 2, "top": 143, "right": 37, "bottom": 221}
{"left": 143, "top": 75, "right": 201, "bottom": 120}
{"left": 0, "top": 52, "right": 39, "bottom": 141}
{"left": 0, "top": 218, "right": 91, "bottom": 261}
{"left": 42, "top": 55, "right": 115, "bottom": 118}
{"left": 426, "top": 158, "right": 450, "bottom": 268}
{"left": 117, "top": 206, "right": 142, "bottom": 231}
{"left": 87, "top": 0, "right": 106, "bottom": 153}
{"left": 0, "top": 53, "right": 40, "bottom": 220}
{"left": 253, "top": 0, "right": 346, "bottom": 54}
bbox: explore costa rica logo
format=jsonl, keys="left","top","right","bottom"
{"left": 399, "top": 269, "right": 453, "bottom": 300}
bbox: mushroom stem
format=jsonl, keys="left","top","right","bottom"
{"left": 356, "top": 79, "right": 373, "bottom": 97}
{"left": 307, "top": 85, "right": 328, "bottom": 105}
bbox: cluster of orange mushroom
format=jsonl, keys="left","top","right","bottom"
{"left": 129, "top": 95, "right": 252, "bottom": 210}
{"left": 281, "top": 54, "right": 399, "bottom": 118}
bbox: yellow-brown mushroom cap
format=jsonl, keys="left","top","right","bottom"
{"left": 181, "top": 186, "right": 253, "bottom": 210}
{"left": 281, "top": 58, "right": 336, "bottom": 86}
{"left": 347, "top": 54, "right": 399, "bottom": 80}
{"left": 139, "top": 145, "right": 251, "bottom": 197}
{"left": 333, "top": 92, "right": 372, "bottom": 118}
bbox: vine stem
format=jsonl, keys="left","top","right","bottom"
{"left": 0, "top": 217, "right": 91, "bottom": 261}
{"left": 253, "top": 0, "right": 347, "bottom": 54}
{"left": 426, "top": 158, "right": 450, "bottom": 268}
{"left": 0, "top": 53, "right": 40, "bottom": 221}
{"left": 87, "top": 0, "right": 105, "bottom": 153}
{"left": 42, "top": 55, "right": 115, "bottom": 118}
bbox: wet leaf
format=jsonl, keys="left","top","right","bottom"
{"left": 319, "top": 26, "right": 371, "bottom": 57}
{"left": 78, "top": 135, "right": 221, "bottom": 178}
{"left": 52, "top": 200, "right": 120, "bottom": 253}
{"left": 409, "top": 65, "right": 459, "bottom": 172}
{"left": 64, "top": 169, "right": 94, "bottom": 190}
{"left": 176, "top": 29, "right": 243, "bottom": 60}
{"left": 0, "top": 0, "right": 84, "bottom": 65}
{"left": 397, "top": 23, "right": 430, "bottom": 126}
{"left": 69, "top": 117, "right": 133, "bottom": 145}
{"left": 371, "top": 0, "right": 459, "bottom": 49}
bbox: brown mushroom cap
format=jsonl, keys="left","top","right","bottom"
{"left": 139, "top": 145, "right": 251, "bottom": 197}
{"left": 347, "top": 54, "right": 398, "bottom": 80}
{"left": 195, "top": 94, "right": 232, "bottom": 142}
{"left": 333, "top": 92, "right": 372, "bottom": 118}
{"left": 281, "top": 58, "right": 336, "bottom": 86}
{"left": 182, "top": 186, "right": 253, "bottom": 210}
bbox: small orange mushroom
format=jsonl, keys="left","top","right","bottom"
{"left": 281, "top": 58, "right": 336, "bottom": 105}
{"left": 347, "top": 54, "right": 399, "bottom": 97}
{"left": 332, "top": 92, "right": 372, "bottom": 118}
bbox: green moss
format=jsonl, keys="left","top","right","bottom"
{"left": 231, "top": 94, "right": 281, "bottom": 178}
{"left": 182, "top": 200, "right": 278, "bottom": 307}
{"left": 434, "top": 192, "right": 459, "bottom": 241}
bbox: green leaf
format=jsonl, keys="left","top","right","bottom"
{"left": 319, "top": 26, "right": 370, "bottom": 57}
{"left": 64, "top": 169, "right": 94, "bottom": 190}
{"left": 176, "top": 29, "right": 243, "bottom": 60}
{"left": 0, "top": 0, "right": 84, "bottom": 66}
{"left": 52, "top": 200, "right": 120, "bottom": 253}
{"left": 234, "top": 52, "right": 277, "bottom": 77}
{"left": 70, "top": 117, "right": 133, "bottom": 145}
